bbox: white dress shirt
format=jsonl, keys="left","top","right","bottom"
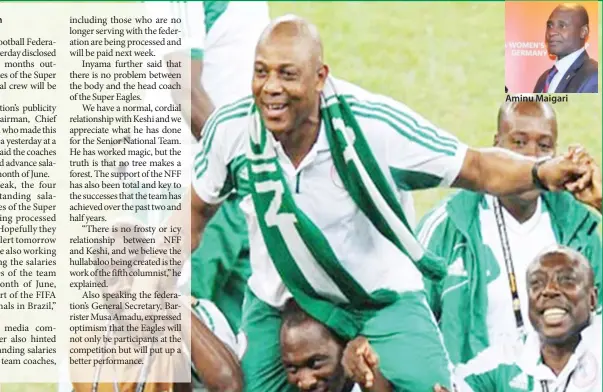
{"left": 549, "top": 47, "right": 586, "bottom": 93}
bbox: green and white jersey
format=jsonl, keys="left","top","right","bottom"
{"left": 456, "top": 316, "right": 602, "bottom": 392}
{"left": 192, "top": 78, "right": 468, "bottom": 308}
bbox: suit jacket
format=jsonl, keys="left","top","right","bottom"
{"left": 533, "top": 50, "right": 598, "bottom": 93}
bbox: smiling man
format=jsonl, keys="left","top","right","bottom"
{"left": 533, "top": 3, "right": 598, "bottom": 93}
{"left": 279, "top": 300, "right": 363, "bottom": 392}
{"left": 419, "top": 99, "right": 602, "bottom": 365}
{"left": 452, "top": 246, "right": 602, "bottom": 392}
{"left": 181, "top": 15, "right": 595, "bottom": 392}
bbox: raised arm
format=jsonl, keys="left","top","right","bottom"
{"left": 158, "top": 0, "right": 215, "bottom": 139}
{"left": 452, "top": 147, "right": 589, "bottom": 197}
{"left": 165, "top": 54, "right": 215, "bottom": 140}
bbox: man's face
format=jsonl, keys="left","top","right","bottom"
{"left": 281, "top": 321, "right": 347, "bottom": 392}
{"left": 252, "top": 33, "right": 326, "bottom": 134}
{"left": 496, "top": 109, "right": 557, "bottom": 200}
{"left": 527, "top": 252, "right": 596, "bottom": 343}
{"left": 546, "top": 7, "right": 587, "bottom": 58}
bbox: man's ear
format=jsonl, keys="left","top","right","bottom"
{"left": 316, "top": 64, "right": 329, "bottom": 91}
{"left": 590, "top": 286, "right": 598, "bottom": 312}
{"left": 580, "top": 25, "right": 589, "bottom": 40}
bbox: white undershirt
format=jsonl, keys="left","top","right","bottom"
{"left": 480, "top": 195, "right": 557, "bottom": 346}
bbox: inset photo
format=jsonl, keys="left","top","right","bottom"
{"left": 505, "top": 2, "right": 599, "bottom": 94}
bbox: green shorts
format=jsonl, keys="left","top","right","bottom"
{"left": 239, "top": 288, "right": 454, "bottom": 392}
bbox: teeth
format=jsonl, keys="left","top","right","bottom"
{"left": 268, "top": 104, "right": 285, "bottom": 110}
{"left": 543, "top": 308, "right": 567, "bottom": 323}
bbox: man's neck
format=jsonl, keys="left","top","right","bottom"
{"left": 556, "top": 46, "right": 583, "bottom": 61}
{"left": 498, "top": 195, "right": 539, "bottom": 224}
{"left": 541, "top": 335, "right": 581, "bottom": 376}
{"left": 274, "top": 108, "right": 321, "bottom": 169}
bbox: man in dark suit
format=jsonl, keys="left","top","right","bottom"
{"left": 534, "top": 3, "right": 598, "bottom": 93}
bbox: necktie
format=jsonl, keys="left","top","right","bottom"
{"left": 542, "top": 66, "right": 558, "bottom": 93}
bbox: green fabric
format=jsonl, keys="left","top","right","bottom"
{"left": 203, "top": 1, "right": 229, "bottom": 34}
{"left": 418, "top": 190, "right": 602, "bottom": 365}
{"left": 362, "top": 291, "right": 454, "bottom": 392}
{"left": 191, "top": 48, "right": 204, "bottom": 60}
{"left": 464, "top": 364, "right": 525, "bottom": 392}
{"left": 245, "top": 80, "right": 446, "bottom": 340}
{"left": 240, "top": 287, "right": 296, "bottom": 392}
{"left": 240, "top": 288, "right": 453, "bottom": 392}
{"left": 190, "top": 193, "right": 250, "bottom": 331}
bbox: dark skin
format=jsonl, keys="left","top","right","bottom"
{"left": 188, "top": 16, "right": 590, "bottom": 256}
{"left": 341, "top": 336, "right": 392, "bottom": 392}
{"left": 546, "top": 4, "right": 589, "bottom": 59}
{"left": 281, "top": 319, "right": 355, "bottom": 392}
{"left": 252, "top": 15, "right": 327, "bottom": 168}
{"left": 434, "top": 247, "right": 598, "bottom": 392}
{"left": 495, "top": 101, "right": 558, "bottom": 223}
{"left": 527, "top": 248, "right": 597, "bottom": 375}
{"left": 566, "top": 145, "right": 602, "bottom": 213}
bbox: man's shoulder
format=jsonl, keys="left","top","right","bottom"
{"left": 335, "top": 77, "right": 414, "bottom": 111}
{"left": 200, "top": 95, "right": 253, "bottom": 151}
{"left": 208, "top": 95, "right": 254, "bottom": 130}
{"left": 582, "top": 57, "right": 598, "bottom": 76}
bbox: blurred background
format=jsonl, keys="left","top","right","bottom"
{"left": 3, "top": 2, "right": 601, "bottom": 391}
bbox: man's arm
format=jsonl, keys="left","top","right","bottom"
{"left": 189, "top": 301, "right": 243, "bottom": 392}
{"left": 159, "top": 0, "right": 215, "bottom": 139}
{"left": 451, "top": 147, "right": 589, "bottom": 197}
{"left": 165, "top": 54, "right": 215, "bottom": 140}
{"left": 375, "top": 96, "right": 587, "bottom": 198}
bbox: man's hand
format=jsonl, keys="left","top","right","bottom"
{"left": 537, "top": 154, "right": 589, "bottom": 192}
{"left": 565, "top": 145, "right": 602, "bottom": 213}
{"left": 342, "top": 336, "right": 379, "bottom": 388}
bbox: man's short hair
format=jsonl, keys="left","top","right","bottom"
{"left": 280, "top": 299, "right": 345, "bottom": 344}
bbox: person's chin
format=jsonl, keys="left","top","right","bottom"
{"left": 264, "top": 118, "right": 292, "bottom": 134}
{"left": 540, "top": 322, "right": 574, "bottom": 344}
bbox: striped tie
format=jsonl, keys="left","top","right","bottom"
{"left": 542, "top": 66, "right": 558, "bottom": 93}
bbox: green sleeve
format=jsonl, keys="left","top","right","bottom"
{"left": 463, "top": 372, "right": 496, "bottom": 392}
{"left": 581, "top": 221, "right": 602, "bottom": 314}
{"left": 191, "top": 48, "right": 204, "bottom": 60}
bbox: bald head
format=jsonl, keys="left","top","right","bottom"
{"left": 257, "top": 15, "right": 324, "bottom": 67}
{"left": 497, "top": 98, "right": 556, "bottom": 134}
{"left": 553, "top": 3, "right": 589, "bottom": 26}
{"left": 529, "top": 246, "right": 594, "bottom": 287}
